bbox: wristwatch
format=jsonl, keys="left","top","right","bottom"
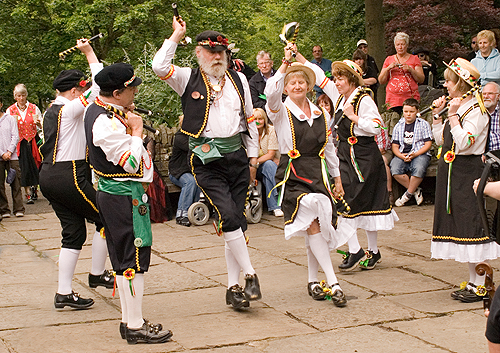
{"left": 249, "top": 162, "right": 260, "bottom": 168}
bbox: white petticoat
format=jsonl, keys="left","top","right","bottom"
{"left": 284, "top": 193, "right": 356, "bottom": 250}
{"left": 341, "top": 209, "right": 399, "bottom": 231}
{"left": 431, "top": 241, "right": 500, "bottom": 263}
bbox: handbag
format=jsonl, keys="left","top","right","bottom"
{"left": 6, "top": 162, "right": 16, "bottom": 184}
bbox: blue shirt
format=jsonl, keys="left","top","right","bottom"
{"left": 311, "top": 58, "right": 333, "bottom": 94}
{"left": 392, "top": 117, "right": 432, "bottom": 156}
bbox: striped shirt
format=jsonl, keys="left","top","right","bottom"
{"left": 392, "top": 117, "right": 432, "bottom": 156}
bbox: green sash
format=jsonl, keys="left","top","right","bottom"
{"left": 189, "top": 134, "right": 242, "bottom": 164}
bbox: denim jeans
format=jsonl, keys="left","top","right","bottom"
{"left": 257, "top": 160, "right": 279, "bottom": 211}
{"left": 169, "top": 173, "right": 200, "bottom": 218}
{"left": 390, "top": 154, "right": 430, "bottom": 179}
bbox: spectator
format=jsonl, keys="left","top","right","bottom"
{"left": 390, "top": 98, "right": 432, "bottom": 206}
{"left": 353, "top": 48, "right": 379, "bottom": 104}
{"left": 379, "top": 32, "right": 424, "bottom": 115}
{"left": 483, "top": 82, "right": 500, "bottom": 152}
{"left": 317, "top": 94, "right": 338, "bottom": 144}
{"left": 7, "top": 84, "right": 42, "bottom": 204}
{"left": 249, "top": 51, "right": 277, "bottom": 109}
{"left": 169, "top": 116, "right": 200, "bottom": 227}
{"left": 0, "top": 97, "right": 24, "bottom": 218}
{"left": 356, "top": 39, "right": 379, "bottom": 78}
{"left": 375, "top": 118, "right": 394, "bottom": 205}
{"left": 253, "top": 108, "right": 282, "bottom": 217}
{"left": 413, "top": 47, "right": 437, "bottom": 87}
{"left": 472, "top": 30, "right": 500, "bottom": 86}
{"left": 466, "top": 35, "right": 479, "bottom": 62}
{"left": 311, "top": 45, "right": 333, "bottom": 98}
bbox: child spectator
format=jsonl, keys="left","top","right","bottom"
{"left": 390, "top": 98, "right": 432, "bottom": 206}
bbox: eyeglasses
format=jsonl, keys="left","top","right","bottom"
{"left": 472, "top": 41, "right": 477, "bottom": 44}
{"left": 257, "top": 60, "right": 272, "bottom": 66}
{"left": 483, "top": 92, "right": 500, "bottom": 97}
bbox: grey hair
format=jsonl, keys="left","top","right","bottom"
{"left": 256, "top": 50, "right": 271, "bottom": 62}
{"left": 394, "top": 32, "right": 409, "bottom": 46}
{"left": 13, "top": 83, "right": 27, "bottom": 96}
{"left": 485, "top": 81, "right": 500, "bottom": 93}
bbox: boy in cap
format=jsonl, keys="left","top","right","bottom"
{"left": 152, "top": 18, "right": 262, "bottom": 310}
{"left": 85, "top": 63, "right": 172, "bottom": 344}
{"left": 39, "top": 38, "right": 114, "bottom": 310}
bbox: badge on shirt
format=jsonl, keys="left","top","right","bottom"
{"left": 138, "top": 204, "right": 148, "bottom": 216}
{"left": 192, "top": 91, "right": 201, "bottom": 100}
{"left": 142, "top": 194, "right": 148, "bottom": 203}
{"left": 313, "top": 110, "right": 321, "bottom": 115}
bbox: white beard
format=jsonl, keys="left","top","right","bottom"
{"left": 198, "top": 51, "right": 228, "bottom": 78}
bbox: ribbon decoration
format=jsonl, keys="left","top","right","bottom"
{"left": 123, "top": 268, "right": 136, "bottom": 297}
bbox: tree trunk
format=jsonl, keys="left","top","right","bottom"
{"left": 365, "top": 0, "right": 386, "bottom": 108}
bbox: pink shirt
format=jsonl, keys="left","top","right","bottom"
{"left": 383, "top": 54, "right": 421, "bottom": 108}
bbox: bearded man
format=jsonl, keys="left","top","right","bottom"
{"left": 152, "top": 18, "right": 262, "bottom": 310}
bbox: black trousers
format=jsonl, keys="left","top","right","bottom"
{"left": 40, "top": 160, "right": 102, "bottom": 250}
{"left": 96, "top": 191, "right": 151, "bottom": 275}
{"left": 190, "top": 147, "right": 249, "bottom": 233}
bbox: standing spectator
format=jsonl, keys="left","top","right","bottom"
{"left": 353, "top": 49, "right": 379, "bottom": 104}
{"left": 379, "top": 32, "right": 424, "bottom": 115}
{"left": 390, "top": 98, "right": 432, "bottom": 207}
{"left": 483, "top": 82, "right": 500, "bottom": 152}
{"left": 0, "top": 97, "right": 24, "bottom": 218}
{"left": 471, "top": 30, "right": 500, "bottom": 86}
{"left": 311, "top": 45, "right": 333, "bottom": 99}
{"left": 249, "top": 51, "right": 276, "bottom": 109}
{"left": 7, "top": 84, "right": 42, "bottom": 204}
{"left": 356, "top": 39, "right": 379, "bottom": 78}
{"left": 413, "top": 47, "right": 437, "bottom": 87}
{"left": 466, "top": 35, "right": 479, "bottom": 62}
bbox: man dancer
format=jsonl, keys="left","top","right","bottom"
{"left": 39, "top": 39, "right": 114, "bottom": 309}
{"left": 152, "top": 17, "right": 262, "bottom": 309}
{"left": 85, "top": 63, "right": 172, "bottom": 344}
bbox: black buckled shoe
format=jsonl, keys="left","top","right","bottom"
{"left": 126, "top": 321, "right": 173, "bottom": 344}
{"left": 359, "top": 250, "right": 381, "bottom": 270}
{"left": 458, "top": 288, "right": 485, "bottom": 303}
{"left": 54, "top": 291, "right": 94, "bottom": 309}
{"left": 329, "top": 284, "right": 347, "bottom": 307}
{"left": 226, "top": 284, "right": 250, "bottom": 309}
{"left": 89, "top": 269, "right": 115, "bottom": 289}
{"left": 338, "top": 248, "right": 365, "bottom": 271}
{"left": 244, "top": 273, "right": 262, "bottom": 301}
{"left": 451, "top": 282, "right": 473, "bottom": 300}
{"left": 308, "top": 282, "right": 326, "bottom": 300}
{"left": 176, "top": 216, "right": 191, "bottom": 227}
{"left": 31, "top": 186, "right": 38, "bottom": 200}
{"left": 120, "top": 322, "right": 127, "bottom": 339}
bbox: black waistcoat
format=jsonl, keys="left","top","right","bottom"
{"left": 84, "top": 103, "right": 144, "bottom": 178}
{"left": 39, "top": 104, "right": 64, "bottom": 164}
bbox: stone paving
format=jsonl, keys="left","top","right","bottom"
{"left": 0, "top": 201, "right": 497, "bottom": 352}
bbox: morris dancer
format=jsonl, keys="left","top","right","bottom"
{"left": 152, "top": 18, "right": 262, "bottom": 309}
{"left": 39, "top": 39, "right": 114, "bottom": 309}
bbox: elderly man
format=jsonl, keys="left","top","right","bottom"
{"left": 249, "top": 51, "right": 276, "bottom": 109}
{"left": 484, "top": 82, "right": 500, "bottom": 151}
{"left": 311, "top": 45, "right": 333, "bottom": 98}
{"left": 84, "top": 63, "right": 172, "bottom": 344}
{"left": 152, "top": 17, "right": 262, "bottom": 310}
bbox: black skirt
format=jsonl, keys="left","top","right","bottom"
{"left": 18, "top": 139, "right": 39, "bottom": 187}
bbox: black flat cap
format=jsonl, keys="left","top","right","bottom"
{"left": 53, "top": 69, "right": 89, "bottom": 92}
{"left": 95, "top": 63, "right": 142, "bottom": 92}
{"left": 195, "top": 31, "right": 229, "bottom": 51}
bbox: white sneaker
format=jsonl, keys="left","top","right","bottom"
{"left": 414, "top": 187, "right": 424, "bottom": 206}
{"left": 273, "top": 209, "right": 284, "bottom": 217}
{"left": 395, "top": 193, "right": 411, "bottom": 207}
{"left": 2, "top": 213, "right": 10, "bottom": 218}
{"left": 15, "top": 212, "right": 24, "bottom": 217}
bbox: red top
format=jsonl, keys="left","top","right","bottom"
{"left": 383, "top": 54, "right": 422, "bottom": 108}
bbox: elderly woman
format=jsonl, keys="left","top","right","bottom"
{"left": 378, "top": 32, "right": 424, "bottom": 114}
{"left": 253, "top": 108, "right": 283, "bottom": 217}
{"left": 471, "top": 30, "right": 500, "bottom": 86}
{"left": 7, "top": 84, "right": 42, "bottom": 204}
{"left": 264, "top": 45, "right": 355, "bottom": 307}
{"left": 353, "top": 49, "right": 379, "bottom": 104}
{"left": 431, "top": 58, "right": 500, "bottom": 303}
{"left": 295, "top": 51, "right": 398, "bottom": 273}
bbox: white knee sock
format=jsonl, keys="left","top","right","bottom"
{"left": 91, "top": 230, "right": 108, "bottom": 276}
{"left": 124, "top": 273, "right": 144, "bottom": 329}
{"left": 307, "top": 232, "right": 338, "bottom": 286}
{"left": 469, "top": 262, "right": 478, "bottom": 286}
{"left": 224, "top": 228, "right": 255, "bottom": 275}
{"left": 305, "top": 238, "right": 320, "bottom": 283}
{"left": 366, "top": 230, "right": 378, "bottom": 254}
{"left": 347, "top": 233, "right": 361, "bottom": 254}
{"left": 116, "top": 275, "right": 128, "bottom": 323}
{"left": 57, "top": 248, "right": 81, "bottom": 295}
{"left": 225, "top": 243, "right": 241, "bottom": 288}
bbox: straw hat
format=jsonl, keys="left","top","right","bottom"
{"left": 285, "top": 63, "right": 316, "bottom": 92}
{"left": 443, "top": 58, "right": 480, "bottom": 87}
{"left": 331, "top": 60, "right": 364, "bottom": 87}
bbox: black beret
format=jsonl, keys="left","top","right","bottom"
{"left": 413, "top": 47, "right": 430, "bottom": 55}
{"left": 195, "top": 30, "right": 229, "bottom": 51}
{"left": 95, "top": 63, "right": 142, "bottom": 92}
{"left": 53, "top": 69, "right": 88, "bottom": 92}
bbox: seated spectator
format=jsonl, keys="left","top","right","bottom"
{"left": 249, "top": 51, "right": 277, "bottom": 109}
{"left": 472, "top": 30, "right": 500, "bottom": 86}
{"left": 311, "top": 45, "right": 333, "bottom": 98}
{"left": 353, "top": 49, "right": 379, "bottom": 104}
{"left": 390, "top": 98, "right": 432, "bottom": 206}
{"left": 413, "top": 47, "right": 437, "bottom": 87}
{"left": 483, "top": 82, "right": 500, "bottom": 152}
{"left": 0, "top": 97, "right": 24, "bottom": 219}
{"left": 253, "top": 108, "right": 283, "bottom": 217}
{"left": 169, "top": 116, "right": 200, "bottom": 226}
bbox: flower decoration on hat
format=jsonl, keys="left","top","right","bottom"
{"left": 199, "top": 36, "right": 229, "bottom": 48}
{"left": 78, "top": 79, "right": 88, "bottom": 87}
{"left": 123, "top": 75, "right": 136, "bottom": 87}
{"left": 343, "top": 60, "right": 362, "bottom": 76}
{"left": 445, "top": 59, "right": 478, "bottom": 86}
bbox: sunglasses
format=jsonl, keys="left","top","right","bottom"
{"left": 472, "top": 41, "right": 476, "bottom": 44}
